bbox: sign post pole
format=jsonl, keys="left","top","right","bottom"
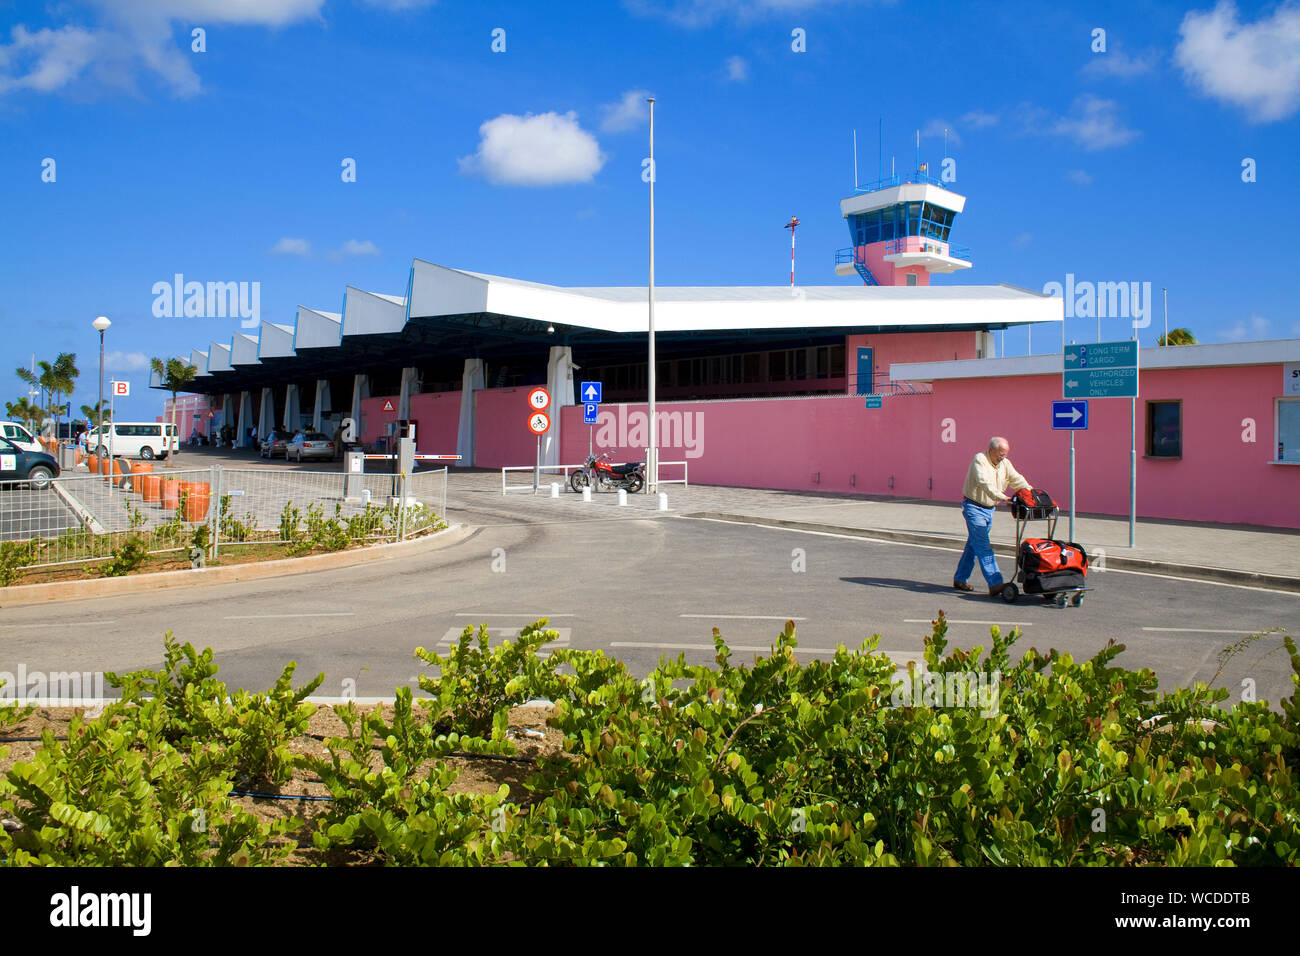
{"left": 1130, "top": 396, "right": 1136, "bottom": 547}
{"left": 534, "top": 435, "right": 540, "bottom": 495}
{"left": 1070, "top": 430, "right": 1076, "bottom": 541}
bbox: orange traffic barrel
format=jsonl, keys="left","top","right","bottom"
{"left": 130, "top": 460, "right": 154, "bottom": 493}
{"left": 181, "top": 482, "right": 211, "bottom": 522}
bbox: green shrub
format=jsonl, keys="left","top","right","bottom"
{"left": 97, "top": 535, "right": 149, "bottom": 577}
{"left": 0, "top": 540, "right": 39, "bottom": 587}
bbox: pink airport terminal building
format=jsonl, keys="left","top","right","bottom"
{"left": 158, "top": 174, "right": 1300, "bottom": 530}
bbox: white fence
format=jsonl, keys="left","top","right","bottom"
{"left": 1, "top": 463, "right": 448, "bottom": 575}
{"left": 500, "top": 459, "right": 687, "bottom": 494}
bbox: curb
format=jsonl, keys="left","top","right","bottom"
{"left": 0, "top": 523, "right": 476, "bottom": 608}
{"left": 685, "top": 512, "right": 1300, "bottom": 594}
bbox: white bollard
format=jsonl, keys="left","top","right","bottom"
{"left": 617, "top": 489, "right": 627, "bottom": 506}
{"left": 658, "top": 492, "right": 668, "bottom": 511}
{"left": 582, "top": 486, "right": 592, "bottom": 502}
{"left": 550, "top": 482, "right": 559, "bottom": 498}
{"left": 361, "top": 489, "right": 371, "bottom": 505}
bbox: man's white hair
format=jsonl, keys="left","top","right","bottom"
{"left": 988, "top": 436, "right": 1009, "bottom": 451}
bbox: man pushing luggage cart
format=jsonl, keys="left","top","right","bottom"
{"left": 953, "top": 436, "right": 1031, "bottom": 598}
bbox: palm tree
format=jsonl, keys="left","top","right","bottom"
{"left": 1158, "top": 328, "right": 1197, "bottom": 346}
{"left": 5, "top": 397, "right": 46, "bottom": 433}
{"left": 150, "top": 357, "right": 198, "bottom": 466}
{"left": 16, "top": 353, "right": 78, "bottom": 441}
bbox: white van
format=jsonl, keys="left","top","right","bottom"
{"left": 91, "top": 422, "right": 178, "bottom": 460}
{"left": 0, "top": 421, "right": 42, "bottom": 454}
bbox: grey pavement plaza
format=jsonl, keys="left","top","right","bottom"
{"left": 1, "top": 452, "right": 1297, "bottom": 710}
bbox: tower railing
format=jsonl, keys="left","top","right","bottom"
{"left": 853, "top": 169, "right": 948, "bottom": 193}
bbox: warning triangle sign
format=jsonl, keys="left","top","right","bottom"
{"left": 382, "top": 400, "right": 395, "bottom": 412}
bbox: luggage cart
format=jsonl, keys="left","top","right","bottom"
{"left": 1000, "top": 499, "right": 1090, "bottom": 607}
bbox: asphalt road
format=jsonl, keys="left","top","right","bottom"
{"left": 1, "top": 501, "right": 1296, "bottom": 707}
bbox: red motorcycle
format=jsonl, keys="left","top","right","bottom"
{"left": 570, "top": 452, "right": 645, "bottom": 494}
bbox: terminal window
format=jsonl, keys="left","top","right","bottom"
{"left": 1145, "top": 400, "right": 1182, "bottom": 458}
{"left": 1278, "top": 399, "right": 1300, "bottom": 463}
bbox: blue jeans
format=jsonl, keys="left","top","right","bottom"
{"left": 955, "top": 500, "right": 1003, "bottom": 587}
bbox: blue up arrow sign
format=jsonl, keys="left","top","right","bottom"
{"left": 580, "top": 381, "right": 602, "bottom": 403}
{"left": 1052, "top": 400, "right": 1089, "bottom": 430}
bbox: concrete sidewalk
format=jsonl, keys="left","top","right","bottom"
{"left": 685, "top": 493, "right": 1300, "bottom": 592}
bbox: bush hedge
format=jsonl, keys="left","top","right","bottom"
{"left": 2, "top": 616, "right": 1295, "bottom": 866}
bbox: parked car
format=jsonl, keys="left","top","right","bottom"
{"left": 89, "top": 421, "right": 178, "bottom": 460}
{"left": 0, "top": 436, "right": 60, "bottom": 489}
{"left": 287, "top": 431, "right": 336, "bottom": 461}
{"left": 0, "top": 421, "right": 42, "bottom": 454}
{"left": 259, "top": 430, "right": 293, "bottom": 458}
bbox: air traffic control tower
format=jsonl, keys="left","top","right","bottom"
{"left": 833, "top": 167, "right": 972, "bottom": 287}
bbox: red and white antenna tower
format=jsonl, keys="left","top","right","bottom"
{"left": 784, "top": 216, "right": 800, "bottom": 286}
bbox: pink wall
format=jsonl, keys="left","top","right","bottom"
{"left": 474, "top": 387, "right": 546, "bottom": 468}
{"left": 408, "top": 390, "right": 462, "bottom": 455}
{"left": 558, "top": 363, "right": 1300, "bottom": 528}
{"left": 853, "top": 242, "right": 929, "bottom": 287}
{"left": 845, "top": 330, "right": 979, "bottom": 392}
{"left": 359, "top": 395, "right": 396, "bottom": 443}
{"left": 928, "top": 365, "right": 1298, "bottom": 527}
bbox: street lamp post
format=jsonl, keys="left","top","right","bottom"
{"left": 93, "top": 316, "right": 110, "bottom": 451}
{"left": 647, "top": 96, "right": 656, "bottom": 493}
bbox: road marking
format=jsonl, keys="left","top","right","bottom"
{"left": 904, "top": 618, "right": 1034, "bottom": 627}
{"left": 222, "top": 612, "right": 357, "bottom": 620}
{"left": 453, "top": 613, "right": 576, "bottom": 617}
{"left": 1141, "top": 627, "right": 1269, "bottom": 635}
{"left": 682, "top": 516, "right": 1300, "bottom": 596}
{"left": 439, "top": 627, "right": 570, "bottom": 646}
{"left": 0, "top": 621, "right": 117, "bottom": 628}
{"left": 679, "top": 614, "right": 807, "bottom": 621}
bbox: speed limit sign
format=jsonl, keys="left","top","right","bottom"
{"left": 527, "top": 411, "right": 550, "bottom": 435}
{"left": 527, "top": 387, "right": 551, "bottom": 411}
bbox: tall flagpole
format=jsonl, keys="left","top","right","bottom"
{"left": 647, "top": 96, "right": 657, "bottom": 493}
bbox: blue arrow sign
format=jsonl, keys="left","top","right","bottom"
{"left": 580, "top": 381, "right": 602, "bottom": 403}
{"left": 1052, "top": 400, "right": 1089, "bottom": 430}
{"left": 583, "top": 403, "right": 599, "bottom": 424}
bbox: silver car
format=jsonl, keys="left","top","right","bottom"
{"left": 287, "top": 431, "right": 337, "bottom": 461}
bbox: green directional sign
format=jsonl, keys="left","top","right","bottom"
{"left": 1064, "top": 340, "right": 1137, "bottom": 370}
{"left": 1063, "top": 339, "right": 1138, "bottom": 398}
{"left": 1064, "top": 366, "right": 1138, "bottom": 398}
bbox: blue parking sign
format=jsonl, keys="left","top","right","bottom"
{"left": 583, "top": 403, "right": 598, "bottom": 424}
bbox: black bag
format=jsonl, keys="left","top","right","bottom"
{"left": 1010, "top": 487, "right": 1056, "bottom": 519}
{"left": 1024, "top": 569, "right": 1086, "bottom": 593}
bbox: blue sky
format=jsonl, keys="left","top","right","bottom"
{"left": 2, "top": 0, "right": 1298, "bottom": 421}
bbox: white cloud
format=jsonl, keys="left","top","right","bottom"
{"left": 327, "top": 239, "right": 381, "bottom": 260}
{"left": 1223, "top": 315, "right": 1271, "bottom": 340}
{"left": 1175, "top": 0, "right": 1300, "bottom": 122}
{"left": 0, "top": 1, "right": 327, "bottom": 98}
{"left": 921, "top": 118, "right": 959, "bottom": 148}
{"left": 270, "top": 237, "right": 311, "bottom": 256}
{"left": 1021, "top": 95, "right": 1139, "bottom": 150}
{"left": 725, "top": 55, "right": 749, "bottom": 81}
{"left": 601, "top": 89, "right": 650, "bottom": 132}
{"left": 961, "top": 109, "right": 1000, "bottom": 129}
{"left": 626, "top": 0, "right": 862, "bottom": 28}
{"left": 1011, "top": 232, "right": 1033, "bottom": 249}
{"left": 459, "top": 111, "right": 606, "bottom": 186}
{"left": 1081, "top": 48, "right": 1158, "bottom": 79}
{"left": 104, "top": 350, "right": 149, "bottom": 372}
{"left": 1064, "top": 168, "right": 1093, "bottom": 185}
